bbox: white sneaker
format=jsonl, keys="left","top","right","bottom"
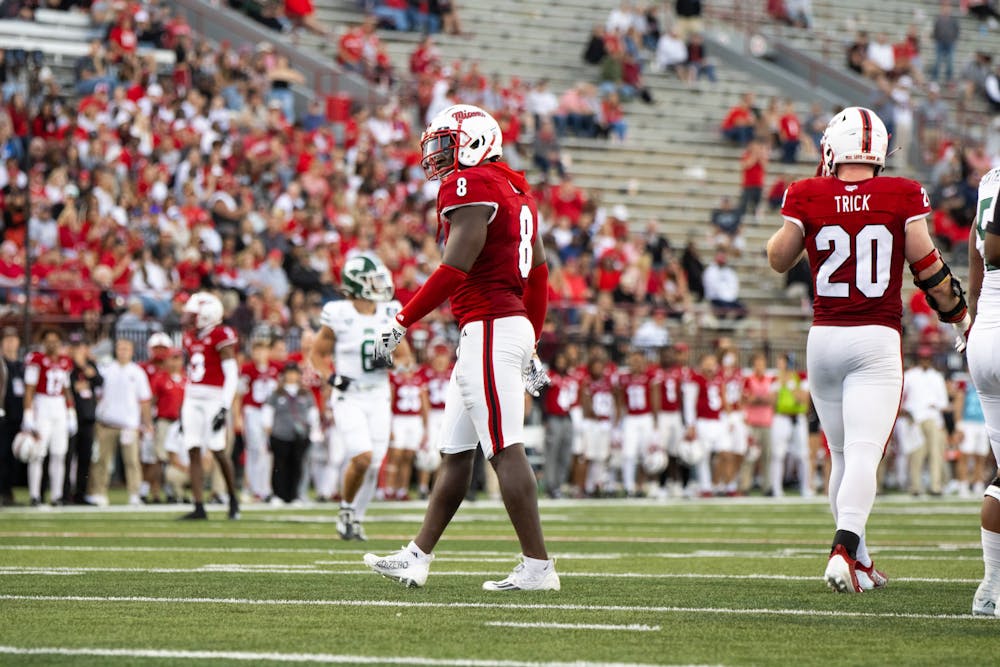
{"left": 128, "top": 494, "right": 142, "bottom": 506}
{"left": 364, "top": 546, "right": 432, "bottom": 588}
{"left": 972, "top": 581, "right": 998, "bottom": 616}
{"left": 482, "top": 556, "right": 561, "bottom": 592}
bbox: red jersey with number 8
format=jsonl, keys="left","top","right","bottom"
{"left": 781, "top": 176, "right": 930, "bottom": 333}
{"left": 182, "top": 326, "right": 238, "bottom": 388}
{"left": 437, "top": 162, "right": 538, "bottom": 328}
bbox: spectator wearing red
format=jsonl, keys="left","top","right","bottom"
{"left": 778, "top": 99, "right": 801, "bottom": 164}
{"left": 108, "top": 13, "right": 138, "bottom": 62}
{"left": 737, "top": 138, "right": 768, "bottom": 221}
{"left": 338, "top": 16, "right": 379, "bottom": 76}
{"left": 285, "top": 0, "right": 331, "bottom": 36}
{"left": 409, "top": 35, "right": 440, "bottom": 75}
{"left": 721, "top": 92, "right": 756, "bottom": 145}
{"left": 549, "top": 176, "right": 588, "bottom": 226}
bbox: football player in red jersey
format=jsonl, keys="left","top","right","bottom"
{"left": 22, "top": 328, "right": 76, "bottom": 506}
{"left": 149, "top": 349, "right": 186, "bottom": 502}
{"left": 238, "top": 338, "right": 279, "bottom": 502}
{"left": 140, "top": 332, "right": 174, "bottom": 502}
{"left": 656, "top": 343, "right": 692, "bottom": 498}
{"left": 415, "top": 342, "right": 451, "bottom": 498}
{"left": 683, "top": 352, "right": 729, "bottom": 497}
{"left": 366, "top": 104, "right": 559, "bottom": 591}
{"left": 767, "top": 107, "right": 970, "bottom": 593}
{"left": 179, "top": 292, "right": 241, "bottom": 520}
{"left": 539, "top": 350, "right": 577, "bottom": 499}
{"left": 581, "top": 350, "right": 616, "bottom": 497}
{"left": 717, "top": 346, "right": 748, "bottom": 496}
{"left": 386, "top": 346, "right": 429, "bottom": 501}
{"left": 615, "top": 348, "right": 663, "bottom": 497}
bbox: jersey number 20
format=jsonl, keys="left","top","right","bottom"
{"left": 814, "top": 224, "right": 892, "bottom": 298}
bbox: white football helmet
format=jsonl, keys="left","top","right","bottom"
{"left": 420, "top": 104, "right": 503, "bottom": 180}
{"left": 12, "top": 431, "right": 42, "bottom": 463}
{"left": 183, "top": 292, "right": 224, "bottom": 331}
{"left": 819, "top": 106, "right": 889, "bottom": 176}
{"left": 642, "top": 448, "right": 669, "bottom": 476}
{"left": 678, "top": 436, "right": 707, "bottom": 466}
{"left": 146, "top": 332, "right": 173, "bottom": 353}
{"left": 415, "top": 446, "right": 442, "bottom": 473}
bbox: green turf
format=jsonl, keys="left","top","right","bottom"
{"left": 0, "top": 496, "right": 994, "bottom": 666}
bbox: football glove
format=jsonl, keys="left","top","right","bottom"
{"left": 374, "top": 321, "right": 407, "bottom": 365}
{"left": 67, "top": 408, "right": 78, "bottom": 438}
{"left": 211, "top": 407, "right": 228, "bottom": 432}
{"left": 523, "top": 354, "right": 550, "bottom": 397}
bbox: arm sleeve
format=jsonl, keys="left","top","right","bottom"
{"left": 522, "top": 261, "right": 549, "bottom": 343}
{"left": 221, "top": 358, "right": 239, "bottom": 408}
{"left": 779, "top": 181, "right": 806, "bottom": 233}
{"left": 396, "top": 263, "right": 469, "bottom": 328}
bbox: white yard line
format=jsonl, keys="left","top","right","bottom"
{"left": 0, "top": 646, "right": 683, "bottom": 667}
{"left": 484, "top": 621, "right": 661, "bottom": 632}
{"left": 0, "top": 565, "right": 982, "bottom": 584}
{"left": 0, "top": 594, "right": 986, "bottom": 621}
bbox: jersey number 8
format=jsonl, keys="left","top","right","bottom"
{"left": 518, "top": 205, "right": 533, "bottom": 279}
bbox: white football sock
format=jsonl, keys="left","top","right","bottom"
{"left": 28, "top": 459, "right": 43, "bottom": 500}
{"left": 835, "top": 441, "right": 883, "bottom": 536}
{"left": 982, "top": 528, "right": 1000, "bottom": 586}
{"left": 48, "top": 454, "right": 65, "bottom": 501}
{"left": 856, "top": 535, "right": 872, "bottom": 568}
{"left": 770, "top": 455, "right": 785, "bottom": 496}
{"left": 407, "top": 540, "right": 431, "bottom": 560}
{"left": 353, "top": 466, "right": 379, "bottom": 521}
{"left": 522, "top": 554, "right": 553, "bottom": 574}
{"left": 621, "top": 457, "right": 637, "bottom": 493}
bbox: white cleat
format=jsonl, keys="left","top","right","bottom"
{"left": 363, "top": 547, "right": 432, "bottom": 588}
{"left": 856, "top": 560, "right": 888, "bottom": 591}
{"left": 482, "top": 556, "right": 561, "bottom": 592}
{"left": 824, "top": 545, "right": 863, "bottom": 593}
{"left": 972, "top": 581, "right": 998, "bottom": 617}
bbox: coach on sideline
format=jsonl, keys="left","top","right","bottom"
{"left": 87, "top": 339, "right": 153, "bottom": 506}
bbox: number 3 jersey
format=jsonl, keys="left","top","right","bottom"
{"left": 437, "top": 162, "right": 539, "bottom": 329}
{"left": 182, "top": 325, "right": 238, "bottom": 391}
{"left": 781, "top": 175, "right": 931, "bottom": 333}
{"left": 320, "top": 299, "right": 402, "bottom": 383}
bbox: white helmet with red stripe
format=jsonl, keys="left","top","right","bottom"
{"left": 420, "top": 104, "right": 503, "bottom": 180}
{"left": 820, "top": 106, "right": 889, "bottom": 177}
{"left": 183, "top": 292, "right": 224, "bottom": 331}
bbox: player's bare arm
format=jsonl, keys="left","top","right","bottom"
{"left": 766, "top": 220, "right": 805, "bottom": 273}
{"left": 311, "top": 326, "right": 335, "bottom": 378}
{"left": 441, "top": 204, "right": 491, "bottom": 271}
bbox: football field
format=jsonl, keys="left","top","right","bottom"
{"left": 0, "top": 496, "right": 994, "bottom": 666}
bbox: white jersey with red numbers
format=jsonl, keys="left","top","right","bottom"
{"left": 390, "top": 371, "right": 426, "bottom": 416}
{"left": 435, "top": 161, "right": 538, "bottom": 329}
{"left": 24, "top": 352, "right": 73, "bottom": 398}
{"left": 657, "top": 365, "right": 690, "bottom": 413}
{"left": 182, "top": 325, "right": 238, "bottom": 390}
{"left": 688, "top": 372, "right": 726, "bottom": 421}
{"left": 617, "top": 368, "right": 656, "bottom": 416}
{"left": 781, "top": 175, "right": 931, "bottom": 333}
{"left": 419, "top": 366, "right": 451, "bottom": 411}
{"left": 239, "top": 362, "right": 280, "bottom": 409}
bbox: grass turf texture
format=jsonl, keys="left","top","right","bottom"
{"left": 0, "top": 496, "right": 994, "bottom": 666}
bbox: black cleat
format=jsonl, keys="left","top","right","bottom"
{"left": 180, "top": 508, "right": 208, "bottom": 520}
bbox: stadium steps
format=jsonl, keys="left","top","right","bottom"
{"left": 295, "top": 0, "right": 819, "bottom": 344}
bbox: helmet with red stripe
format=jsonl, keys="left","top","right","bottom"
{"left": 819, "top": 106, "right": 889, "bottom": 177}
{"left": 420, "top": 104, "right": 503, "bottom": 181}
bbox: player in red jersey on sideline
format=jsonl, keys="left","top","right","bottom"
{"left": 365, "top": 104, "right": 558, "bottom": 591}
{"left": 179, "top": 292, "right": 241, "bottom": 520}
{"left": 238, "top": 338, "right": 279, "bottom": 502}
{"left": 386, "top": 346, "right": 429, "bottom": 500}
{"left": 415, "top": 342, "right": 451, "bottom": 498}
{"left": 768, "top": 106, "right": 969, "bottom": 593}
{"left": 22, "top": 328, "right": 76, "bottom": 506}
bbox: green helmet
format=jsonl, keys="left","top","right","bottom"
{"left": 341, "top": 254, "right": 395, "bottom": 302}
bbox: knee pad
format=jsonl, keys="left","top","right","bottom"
{"left": 986, "top": 476, "right": 1000, "bottom": 504}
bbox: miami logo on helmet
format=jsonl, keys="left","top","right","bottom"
{"left": 452, "top": 109, "right": 485, "bottom": 121}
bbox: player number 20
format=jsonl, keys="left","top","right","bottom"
{"left": 814, "top": 224, "right": 892, "bottom": 299}
{"left": 518, "top": 205, "right": 533, "bottom": 278}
